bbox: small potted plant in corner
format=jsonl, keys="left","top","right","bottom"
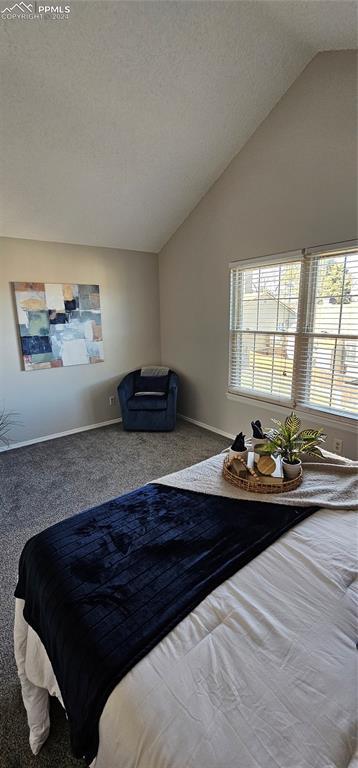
{"left": 257, "top": 411, "right": 326, "bottom": 479}
{"left": 0, "top": 408, "right": 19, "bottom": 448}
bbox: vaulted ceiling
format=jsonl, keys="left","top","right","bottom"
{"left": 0, "top": 0, "right": 356, "bottom": 252}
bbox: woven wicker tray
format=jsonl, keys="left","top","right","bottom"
{"left": 223, "top": 456, "right": 302, "bottom": 494}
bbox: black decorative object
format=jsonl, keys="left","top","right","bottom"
{"left": 231, "top": 431, "right": 246, "bottom": 451}
{"left": 251, "top": 419, "right": 266, "bottom": 439}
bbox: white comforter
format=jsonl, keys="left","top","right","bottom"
{"left": 14, "top": 473, "right": 357, "bottom": 767}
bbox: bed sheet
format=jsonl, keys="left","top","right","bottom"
{"left": 15, "top": 504, "right": 357, "bottom": 768}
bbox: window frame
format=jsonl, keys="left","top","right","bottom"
{"left": 228, "top": 241, "right": 358, "bottom": 426}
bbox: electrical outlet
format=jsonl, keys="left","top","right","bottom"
{"left": 109, "top": 395, "right": 115, "bottom": 407}
{"left": 333, "top": 438, "right": 343, "bottom": 455}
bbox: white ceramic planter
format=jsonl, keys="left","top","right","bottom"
{"left": 282, "top": 459, "right": 302, "bottom": 479}
{"left": 229, "top": 447, "right": 248, "bottom": 463}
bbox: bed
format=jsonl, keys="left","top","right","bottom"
{"left": 14, "top": 451, "right": 358, "bottom": 768}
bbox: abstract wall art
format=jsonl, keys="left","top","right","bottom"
{"left": 13, "top": 282, "right": 104, "bottom": 371}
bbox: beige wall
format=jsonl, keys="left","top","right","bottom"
{"left": 159, "top": 51, "right": 358, "bottom": 458}
{"left": 0, "top": 238, "right": 160, "bottom": 444}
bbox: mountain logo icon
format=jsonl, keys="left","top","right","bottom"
{"left": 2, "top": 2, "right": 33, "bottom": 12}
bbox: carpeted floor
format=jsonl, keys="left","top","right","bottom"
{"left": 0, "top": 420, "right": 229, "bottom": 768}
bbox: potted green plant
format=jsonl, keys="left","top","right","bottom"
{"left": 0, "top": 408, "right": 18, "bottom": 447}
{"left": 256, "top": 411, "right": 326, "bottom": 479}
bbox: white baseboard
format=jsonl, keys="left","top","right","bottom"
{"left": 1, "top": 413, "right": 230, "bottom": 453}
{"left": 178, "top": 413, "right": 234, "bottom": 440}
{"left": 0, "top": 418, "right": 122, "bottom": 453}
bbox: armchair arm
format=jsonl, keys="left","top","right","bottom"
{"left": 167, "top": 372, "right": 179, "bottom": 407}
{"left": 117, "top": 372, "right": 135, "bottom": 404}
{"left": 168, "top": 371, "right": 178, "bottom": 391}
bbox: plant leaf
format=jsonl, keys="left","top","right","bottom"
{"left": 270, "top": 418, "right": 284, "bottom": 428}
{"left": 298, "top": 429, "right": 325, "bottom": 440}
{"left": 255, "top": 442, "right": 276, "bottom": 456}
{"left": 304, "top": 446, "right": 324, "bottom": 458}
{"left": 0, "top": 409, "right": 20, "bottom": 444}
{"left": 285, "top": 411, "right": 301, "bottom": 434}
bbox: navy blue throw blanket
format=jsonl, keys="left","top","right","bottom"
{"left": 15, "top": 483, "right": 316, "bottom": 763}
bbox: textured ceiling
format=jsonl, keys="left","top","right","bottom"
{"left": 0, "top": 0, "right": 357, "bottom": 253}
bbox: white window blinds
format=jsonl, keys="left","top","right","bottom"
{"left": 229, "top": 242, "right": 358, "bottom": 421}
{"left": 298, "top": 245, "right": 358, "bottom": 418}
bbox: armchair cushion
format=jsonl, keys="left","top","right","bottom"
{"left": 127, "top": 394, "right": 168, "bottom": 411}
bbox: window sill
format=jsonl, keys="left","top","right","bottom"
{"left": 226, "top": 391, "right": 357, "bottom": 432}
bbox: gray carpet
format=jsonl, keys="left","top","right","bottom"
{"left": 0, "top": 420, "right": 229, "bottom": 768}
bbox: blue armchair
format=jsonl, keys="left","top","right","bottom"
{"left": 117, "top": 369, "right": 179, "bottom": 431}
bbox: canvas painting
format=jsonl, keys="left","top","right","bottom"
{"left": 13, "top": 282, "right": 104, "bottom": 371}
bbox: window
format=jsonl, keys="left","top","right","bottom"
{"left": 229, "top": 241, "right": 358, "bottom": 422}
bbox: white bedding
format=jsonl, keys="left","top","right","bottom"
{"left": 14, "top": 459, "right": 358, "bottom": 768}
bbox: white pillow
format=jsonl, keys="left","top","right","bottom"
{"left": 134, "top": 391, "right": 166, "bottom": 397}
